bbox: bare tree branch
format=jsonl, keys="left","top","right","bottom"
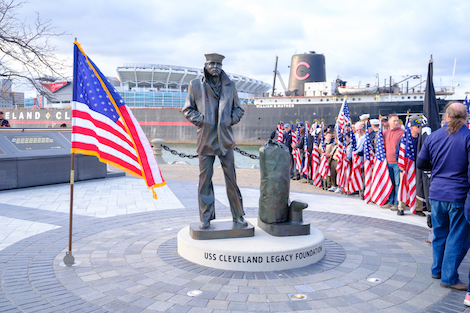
{"left": 0, "top": 0, "right": 67, "bottom": 102}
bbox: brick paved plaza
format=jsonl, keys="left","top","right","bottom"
{"left": 0, "top": 164, "right": 469, "bottom": 312}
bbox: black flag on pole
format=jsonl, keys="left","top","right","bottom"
{"left": 416, "top": 57, "right": 440, "bottom": 222}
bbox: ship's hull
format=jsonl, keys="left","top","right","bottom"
{"left": 1, "top": 99, "right": 449, "bottom": 146}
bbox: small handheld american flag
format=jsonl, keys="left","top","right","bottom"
{"left": 319, "top": 122, "right": 330, "bottom": 179}
{"left": 337, "top": 99, "right": 351, "bottom": 132}
{"left": 348, "top": 124, "right": 363, "bottom": 194}
{"left": 311, "top": 123, "right": 322, "bottom": 187}
{"left": 370, "top": 122, "right": 393, "bottom": 206}
{"left": 363, "top": 123, "right": 375, "bottom": 204}
{"left": 397, "top": 120, "right": 417, "bottom": 213}
{"left": 302, "top": 122, "right": 309, "bottom": 176}
{"left": 292, "top": 125, "right": 302, "bottom": 171}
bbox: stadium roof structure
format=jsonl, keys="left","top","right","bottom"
{"left": 117, "top": 64, "right": 270, "bottom": 95}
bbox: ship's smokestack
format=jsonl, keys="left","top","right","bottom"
{"left": 287, "top": 51, "right": 326, "bottom": 96}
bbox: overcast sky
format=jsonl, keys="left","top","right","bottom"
{"left": 16, "top": 0, "right": 470, "bottom": 99}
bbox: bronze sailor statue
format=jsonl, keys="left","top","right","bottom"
{"left": 182, "top": 53, "right": 247, "bottom": 230}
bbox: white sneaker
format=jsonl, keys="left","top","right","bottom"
{"left": 335, "top": 188, "right": 342, "bottom": 193}
{"left": 328, "top": 186, "right": 337, "bottom": 192}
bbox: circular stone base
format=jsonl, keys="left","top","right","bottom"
{"left": 177, "top": 218, "right": 325, "bottom": 271}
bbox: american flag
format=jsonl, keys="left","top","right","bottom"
{"left": 302, "top": 122, "right": 309, "bottom": 176}
{"left": 71, "top": 41, "right": 165, "bottom": 198}
{"left": 340, "top": 155, "right": 350, "bottom": 193}
{"left": 397, "top": 117, "right": 409, "bottom": 171}
{"left": 348, "top": 126, "right": 364, "bottom": 194}
{"left": 465, "top": 96, "right": 469, "bottom": 129}
{"left": 319, "top": 122, "right": 330, "bottom": 179}
{"left": 363, "top": 124, "right": 375, "bottom": 204}
{"left": 292, "top": 126, "right": 302, "bottom": 171}
{"left": 319, "top": 153, "right": 330, "bottom": 179}
{"left": 338, "top": 126, "right": 350, "bottom": 192}
{"left": 370, "top": 123, "right": 393, "bottom": 206}
{"left": 335, "top": 128, "right": 344, "bottom": 186}
{"left": 397, "top": 121, "right": 417, "bottom": 213}
{"left": 277, "top": 122, "right": 284, "bottom": 143}
{"left": 337, "top": 99, "right": 351, "bottom": 132}
{"left": 311, "top": 123, "right": 322, "bottom": 187}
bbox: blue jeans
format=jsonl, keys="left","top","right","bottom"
{"left": 430, "top": 199, "right": 470, "bottom": 285}
{"left": 466, "top": 214, "right": 470, "bottom": 292}
{"left": 387, "top": 164, "right": 400, "bottom": 205}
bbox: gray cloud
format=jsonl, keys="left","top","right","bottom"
{"left": 12, "top": 0, "right": 470, "bottom": 98}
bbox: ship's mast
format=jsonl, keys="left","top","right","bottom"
{"left": 272, "top": 56, "right": 278, "bottom": 96}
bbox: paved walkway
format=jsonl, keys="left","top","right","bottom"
{"left": 0, "top": 165, "right": 469, "bottom": 312}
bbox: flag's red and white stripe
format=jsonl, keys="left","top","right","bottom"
{"left": 336, "top": 139, "right": 344, "bottom": 186}
{"left": 277, "top": 125, "right": 284, "bottom": 143}
{"left": 337, "top": 148, "right": 349, "bottom": 190}
{"left": 72, "top": 103, "right": 164, "bottom": 191}
{"left": 311, "top": 144, "right": 322, "bottom": 187}
{"left": 302, "top": 149, "right": 309, "bottom": 176}
{"left": 397, "top": 123, "right": 417, "bottom": 213}
{"left": 398, "top": 158, "right": 417, "bottom": 213}
{"left": 319, "top": 154, "right": 330, "bottom": 179}
{"left": 291, "top": 131, "right": 302, "bottom": 171}
{"left": 363, "top": 151, "right": 374, "bottom": 204}
{"left": 348, "top": 153, "right": 363, "bottom": 194}
{"left": 370, "top": 157, "right": 393, "bottom": 206}
{"left": 397, "top": 139, "right": 406, "bottom": 171}
{"left": 301, "top": 123, "right": 309, "bottom": 176}
{"left": 340, "top": 157, "right": 350, "bottom": 193}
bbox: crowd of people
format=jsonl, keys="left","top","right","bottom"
{"left": 271, "top": 101, "right": 470, "bottom": 305}
{"left": 271, "top": 112, "right": 424, "bottom": 216}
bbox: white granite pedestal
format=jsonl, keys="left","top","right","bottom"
{"left": 177, "top": 218, "right": 325, "bottom": 272}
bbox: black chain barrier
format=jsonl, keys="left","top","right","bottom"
{"left": 161, "top": 144, "right": 198, "bottom": 159}
{"left": 234, "top": 147, "right": 259, "bottom": 159}
{"left": 161, "top": 145, "right": 259, "bottom": 160}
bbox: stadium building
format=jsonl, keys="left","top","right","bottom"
{"left": 36, "top": 64, "right": 271, "bottom": 109}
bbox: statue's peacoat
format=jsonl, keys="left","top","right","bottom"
{"left": 182, "top": 70, "right": 244, "bottom": 156}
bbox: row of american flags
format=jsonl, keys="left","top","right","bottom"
{"left": 278, "top": 99, "right": 419, "bottom": 214}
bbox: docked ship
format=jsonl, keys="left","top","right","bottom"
{"left": 1, "top": 52, "right": 456, "bottom": 145}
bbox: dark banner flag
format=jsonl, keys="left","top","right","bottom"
{"left": 416, "top": 57, "right": 441, "bottom": 220}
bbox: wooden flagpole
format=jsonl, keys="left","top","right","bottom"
{"left": 63, "top": 153, "right": 76, "bottom": 266}
{"left": 63, "top": 38, "right": 78, "bottom": 267}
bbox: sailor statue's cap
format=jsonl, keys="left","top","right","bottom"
{"left": 205, "top": 53, "right": 225, "bottom": 62}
